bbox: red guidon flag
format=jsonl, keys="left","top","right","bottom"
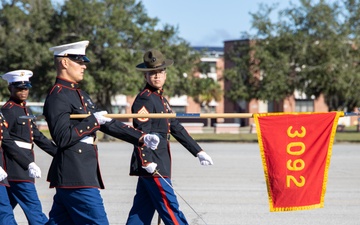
{"left": 254, "top": 112, "right": 343, "bottom": 212}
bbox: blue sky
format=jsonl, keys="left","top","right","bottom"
{"left": 141, "top": 0, "right": 291, "bottom": 47}
{"left": 52, "top": 0, "right": 328, "bottom": 47}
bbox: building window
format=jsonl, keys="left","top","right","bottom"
{"left": 112, "top": 106, "right": 126, "bottom": 114}
{"left": 201, "top": 106, "right": 216, "bottom": 113}
{"left": 171, "top": 106, "right": 186, "bottom": 113}
{"left": 295, "top": 99, "right": 314, "bottom": 112}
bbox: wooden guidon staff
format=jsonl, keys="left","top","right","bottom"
{"left": 69, "top": 113, "right": 254, "bottom": 119}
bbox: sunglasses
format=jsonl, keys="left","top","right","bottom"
{"left": 55, "top": 54, "right": 90, "bottom": 63}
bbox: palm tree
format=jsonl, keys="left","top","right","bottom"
{"left": 192, "top": 77, "right": 223, "bottom": 127}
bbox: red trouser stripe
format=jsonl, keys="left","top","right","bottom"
{"left": 154, "top": 178, "right": 179, "bottom": 225}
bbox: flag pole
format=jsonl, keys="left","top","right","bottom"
{"left": 69, "top": 111, "right": 356, "bottom": 119}
{"left": 70, "top": 113, "right": 254, "bottom": 119}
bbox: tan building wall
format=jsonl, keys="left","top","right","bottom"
{"left": 314, "top": 94, "right": 329, "bottom": 112}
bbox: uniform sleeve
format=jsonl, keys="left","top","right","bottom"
{"left": 1, "top": 124, "right": 32, "bottom": 170}
{"left": 100, "top": 120, "right": 144, "bottom": 145}
{"left": 32, "top": 122, "right": 58, "bottom": 157}
{"left": 43, "top": 92, "right": 100, "bottom": 149}
{"left": 170, "top": 118, "right": 202, "bottom": 156}
{"left": 0, "top": 108, "right": 16, "bottom": 132}
{"left": 23, "top": 107, "right": 57, "bottom": 157}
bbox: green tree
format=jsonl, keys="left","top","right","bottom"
{"left": 0, "top": 0, "right": 198, "bottom": 112}
{"left": 0, "top": 0, "right": 55, "bottom": 100}
{"left": 50, "top": 0, "right": 198, "bottom": 111}
{"left": 224, "top": 40, "right": 263, "bottom": 102}
{"left": 191, "top": 76, "right": 223, "bottom": 127}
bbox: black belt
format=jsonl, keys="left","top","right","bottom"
{"left": 151, "top": 132, "right": 170, "bottom": 140}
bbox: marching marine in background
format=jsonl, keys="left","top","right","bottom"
{"left": 0, "top": 110, "right": 42, "bottom": 225}
{"left": 126, "top": 49, "right": 214, "bottom": 225}
{"left": 44, "top": 40, "right": 159, "bottom": 225}
{"left": 1, "top": 70, "right": 58, "bottom": 225}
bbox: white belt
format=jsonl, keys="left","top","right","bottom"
{"left": 80, "top": 136, "right": 95, "bottom": 145}
{"left": 15, "top": 140, "right": 33, "bottom": 150}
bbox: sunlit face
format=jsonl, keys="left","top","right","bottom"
{"left": 61, "top": 58, "right": 87, "bottom": 83}
{"left": 145, "top": 69, "right": 167, "bottom": 89}
{"left": 9, "top": 86, "right": 29, "bottom": 102}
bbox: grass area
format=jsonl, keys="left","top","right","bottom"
{"left": 185, "top": 133, "right": 258, "bottom": 142}
{"left": 40, "top": 130, "right": 51, "bottom": 139}
{"left": 40, "top": 125, "right": 360, "bottom": 143}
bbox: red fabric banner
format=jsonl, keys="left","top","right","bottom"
{"left": 254, "top": 112, "right": 342, "bottom": 212}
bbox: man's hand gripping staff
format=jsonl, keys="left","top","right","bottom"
{"left": 93, "top": 111, "right": 112, "bottom": 125}
{"left": 94, "top": 110, "right": 160, "bottom": 150}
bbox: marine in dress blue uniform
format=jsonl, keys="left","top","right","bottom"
{"left": 0, "top": 112, "right": 37, "bottom": 225}
{"left": 44, "top": 40, "right": 159, "bottom": 225}
{"left": 126, "top": 49, "right": 214, "bottom": 225}
{"left": 1, "top": 70, "right": 57, "bottom": 225}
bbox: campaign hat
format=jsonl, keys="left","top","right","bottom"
{"left": 136, "top": 49, "right": 173, "bottom": 71}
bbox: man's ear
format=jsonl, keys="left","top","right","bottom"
{"left": 61, "top": 58, "right": 69, "bottom": 68}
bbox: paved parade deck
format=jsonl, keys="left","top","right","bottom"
{"left": 14, "top": 142, "right": 360, "bottom": 225}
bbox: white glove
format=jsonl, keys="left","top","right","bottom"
{"left": 28, "top": 162, "right": 41, "bottom": 178}
{"left": 0, "top": 166, "right": 8, "bottom": 182}
{"left": 94, "top": 111, "right": 112, "bottom": 125}
{"left": 142, "top": 162, "right": 157, "bottom": 174}
{"left": 197, "top": 151, "right": 214, "bottom": 166}
{"left": 143, "top": 134, "right": 160, "bottom": 150}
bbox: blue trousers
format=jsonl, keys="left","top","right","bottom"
{"left": 7, "top": 181, "right": 48, "bottom": 225}
{"left": 126, "top": 177, "right": 188, "bottom": 225}
{"left": 46, "top": 188, "right": 109, "bottom": 225}
{"left": 0, "top": 185, "right": 17, "bottom": 225}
